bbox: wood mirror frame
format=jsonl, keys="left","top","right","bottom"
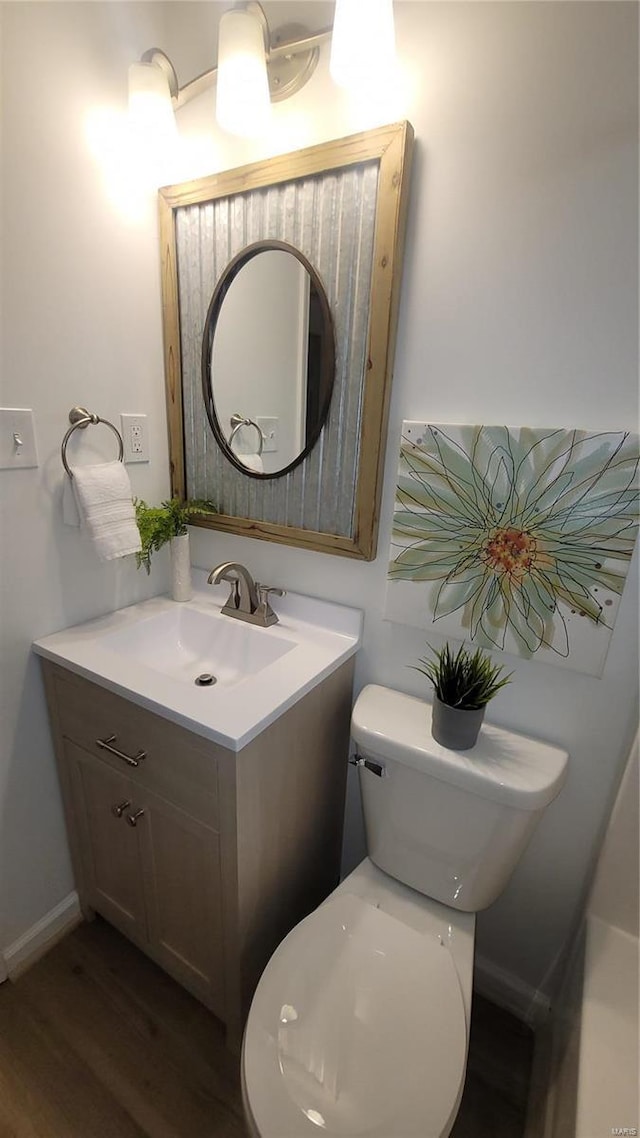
{"left": 159, "top": 120, "right": 414, "bottom": 560}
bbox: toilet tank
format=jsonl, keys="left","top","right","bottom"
{"left": 351, "top": 685, "right": 568, "bottom": 912}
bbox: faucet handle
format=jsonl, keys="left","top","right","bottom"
{"left": 256, "top": 584, "right": 285, "bottom": 606}
{"left": 255, "top": 584, "right": 285, "bottom": 626}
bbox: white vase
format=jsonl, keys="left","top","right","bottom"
{"left": 170, "top": 533, "right": 192, "bottom": 602}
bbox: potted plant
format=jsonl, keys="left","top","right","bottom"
{"left": 413, "top": 642, "right": 512, "bottom": 751}
{"left": 134, "top": 498, "right": 217, "bottom": 601}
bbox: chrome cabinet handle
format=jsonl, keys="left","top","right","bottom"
{"left": 96, "top": 734, "right": 146, "bottom": 767}
{"left": 126, "top": 808, "right": 145, "bottom": 827}
{"left": 111, "top": 800, "right": 131, "bottom": 818}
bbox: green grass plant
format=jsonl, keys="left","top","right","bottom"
{"left": 413, "top": 642, "right": 512, "bottom": 710}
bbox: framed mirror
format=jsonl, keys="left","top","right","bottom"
{"left": 202, "top": 240, "right": 335, "bottom": 478}
{"left": 159, "top": 120, "right": 414, "bottom": 560}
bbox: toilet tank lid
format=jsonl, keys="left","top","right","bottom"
{"left": 352, "top": 685, "right": 569, "bottom": 811}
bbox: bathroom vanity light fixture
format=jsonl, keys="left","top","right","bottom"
{"left": 129, "top": 0, "right": 397, "bottom": 139}
{"left": 330, "top": 0, "right": 396, "bottom": 89}
{"left": 128, "top": 56, "right": 178, "bottom": 146}
{"left": 216, "top": 5, "right": 272, "bottom": 137}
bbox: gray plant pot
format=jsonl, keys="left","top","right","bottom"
{"left": 431, "top": 696, "right": 486, "bottom": 751}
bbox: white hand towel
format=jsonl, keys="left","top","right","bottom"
{"left": 70, "top": 462, "right": 141, "bottom": 561}
{"left": 240, "top": 453, "right": 264, "bottom": 473}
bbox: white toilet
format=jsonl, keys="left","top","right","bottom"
{"left": 242, "top": 684, "right": 568, "bottom": 1138}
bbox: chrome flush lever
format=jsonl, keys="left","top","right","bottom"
{"left": 349, "top": 755, "right": 387, "bottom": 778}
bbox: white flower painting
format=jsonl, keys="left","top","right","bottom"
{"left": 386, "top": 423, "right": 639, "bottom": 675}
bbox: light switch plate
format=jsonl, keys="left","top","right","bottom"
{"left": 0, "top": 408, "right": 39, "bottom": 469}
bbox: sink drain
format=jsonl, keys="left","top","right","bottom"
{"left": 195, "top": 673, "right": 217, "bottom": 687}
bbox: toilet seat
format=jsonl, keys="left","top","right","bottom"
{"left": 243, "top": 891, "right": 468, "bottom": 1138}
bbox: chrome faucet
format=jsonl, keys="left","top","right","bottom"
{"left": 207, "top": 562, "right": 284, "bottom": 627}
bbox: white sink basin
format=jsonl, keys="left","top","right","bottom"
{"left": 99, "top": 605, "right": 296, "bottom": 686}
{"left": 33, "top": 571, "right": 362, "bottom": 751}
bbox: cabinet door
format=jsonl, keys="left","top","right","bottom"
{"left": 138, "top": 786, "right": 225, "bottom": 1018}
{"left": 67, "top": 741, "right": 148, "bottom": 944}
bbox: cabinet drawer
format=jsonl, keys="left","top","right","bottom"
{"left": 51, "top": 667, "right": 220, "bottom": 830}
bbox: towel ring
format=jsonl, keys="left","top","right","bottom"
{"left": 228, "top": 413, "right": 264, "bottom": 457}
{"left": 61, "top": 406, "right": 124, "bottom": 477}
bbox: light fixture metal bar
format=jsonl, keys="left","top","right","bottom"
{"left": 175, "top": 67, "right": 218, "bottom": 110}
{"left": 268, "top": 27, "right": 332, "bottom": 60}
{"left": 145, "top": 23, "right": 333, "bottom": 112}
{"left": 140, "top": 47, "right": 179, "bottom": 99}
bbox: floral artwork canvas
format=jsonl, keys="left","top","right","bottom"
{"left": 386, "top": 423, "right": 639, "bottom": 676}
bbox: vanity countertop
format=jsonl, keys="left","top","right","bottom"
{"left": 33, "top": 571, "right": 362, "bottom": 751}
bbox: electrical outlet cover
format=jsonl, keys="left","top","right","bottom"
{"left": 120, "top": 413, "right": 149, "bottom": 463}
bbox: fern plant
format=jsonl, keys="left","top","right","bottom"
{"left": 413, "top": 642, "right": 512, "bottom": 710}
{"left": 134, "top": 498, "right": 217, "bottom": 574}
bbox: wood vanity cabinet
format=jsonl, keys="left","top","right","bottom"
{"left": 40, "top": 658, "right": 354, "bottom": 1045}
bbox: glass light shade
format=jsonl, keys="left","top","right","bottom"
{"left": 216, "top": 7, "right": 271, "bottom": 138}
{"left": 128, "top": 61, "right": 177, "bottom": 143}
{"left": 330, "top": 0, "right": 397, "bottom": 89}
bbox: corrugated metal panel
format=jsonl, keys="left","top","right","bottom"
{"left": 176, "top": 160, "right": 379, "bottom": 539}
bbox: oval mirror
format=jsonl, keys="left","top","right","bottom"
{"left": 202, "top": 241, "right": 335, "bottom": 479}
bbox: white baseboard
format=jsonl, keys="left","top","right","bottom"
{"left": 1, "top": 892, "right": 82, "bottom": 981}
{"left": 474, "top": 952, "right": 551, "bottom": 1028}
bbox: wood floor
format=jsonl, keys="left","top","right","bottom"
{"left": 0, "top": 918, "right": 533, "bottom": 1138}
{"left": 453, "top": 994, "right": 534, "bottom": 1137}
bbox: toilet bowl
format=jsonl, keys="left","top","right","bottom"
{"left": 242, "top": 858, "right": 475, "bottom": 1138}
{"left": 242, "top": 684, "right": 568, "bottom": 1138}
